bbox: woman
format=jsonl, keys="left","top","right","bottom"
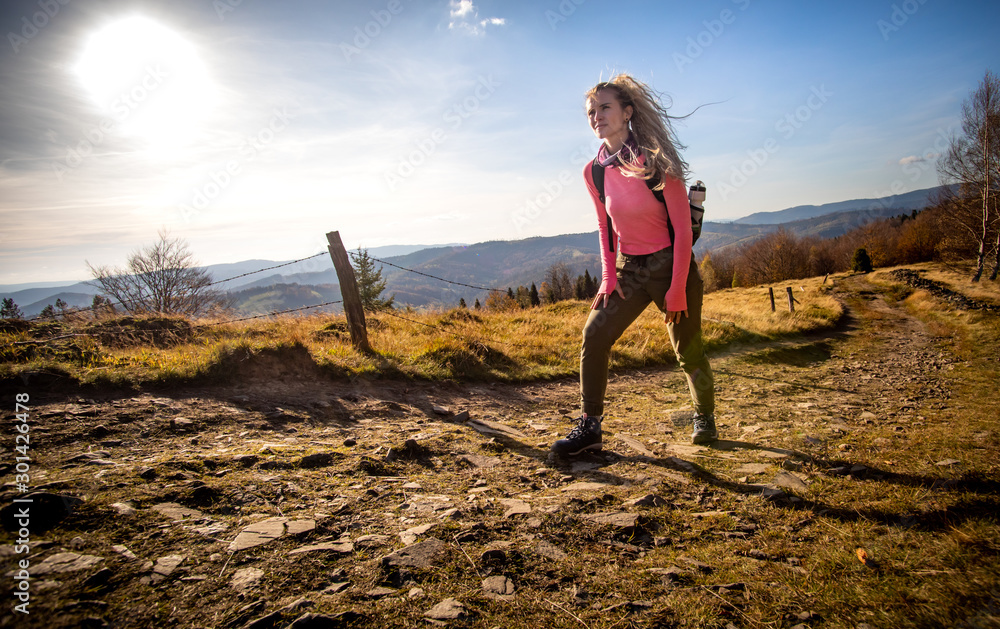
{"left": 551, "top": 74, "right": 717, "bottom": 456}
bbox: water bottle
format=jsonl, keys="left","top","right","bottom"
{"left": 689, "top": 180, "right": 706, "bottom": 207}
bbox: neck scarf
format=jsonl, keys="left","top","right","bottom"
{"left": 597, "top": 133, "right": 641, "bottom": 168}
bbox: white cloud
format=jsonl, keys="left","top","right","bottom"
{"left": 447, "top": 1, "right": 506, "bottom": 35}
{"left": 450, "top": 0, "right": 475, "bottom": 19}
{"left": 899, "top": 153, "right": 939, "bottom": 165}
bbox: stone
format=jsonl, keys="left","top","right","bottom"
{"left": 234, "top": 454, "right": 259, "bottom": 467}
{"left": 935, "top": 459, "right": 961, "bottom": 467}
{"left": 773, "top": 472, "right": 809, "bottom": 492}
{"left": 382, "top": 538, "right": 450, "bottom": 570}
{"left": 425, "top": 598, "right": 467, "bottom": 621}
{"left": 465, "top": 418, "right": 527, "bottom": 440}
{"left": 617, "top": 434, "right": 655, "bottom": 457}
{"left": 366, "top": 587, "right": 397, "bottom": 599}
{"left": 289, "top": 542, "right": 354, "bottom": 556}
{"left": 229, "top": 517, "right": 288, "bottom": 552}
{"left": 230, "top": 567, "right": 265, "bottom": 591}
{"left": 287, "top": 612, "right": 365, "bottom": 628}
{"left": 432, "top": 405, "right": 451, "bottom": 415}
{"left": 561, "top": 481, "right": 612, "bottom": 492}
{"left": 482, "top": 575, "right": 515, "bottom": 600}
{"left": 322, "top": 582, "right": 350, "bottom": 595}
{"left": 535, "top": 541, "right": 567, "bottom": 561}
{"left": 628, "top": 494, "right": 667, "bottom": 508}
{"left": 500, "top": 499, "right": 531, "bottom": 518}
{"left": 151, "top": 503, "right": 205, "bottom": 521}
{"left": 152, "top": 555, "right": 185, "bottom": 578}
{"left": 736, "top": 463, "right": 769, "bottom": 475}
{"left": 110, "top": 502, "right": 137, "bottom": 516}
{"left": 32, "top": 552, "right": 104, "bottom": 575}
{"left": 456, "top": 454, "right": 502, "bottom": 469}
{"left": 110, "top": 545, "right": 137, "bottom": 561}
{"left": 583, "top": 512, "right": 640, "bottom": 528}
{"left": 400, "top": 523, "right": 436, "bottom": 545}
{"left": 285, "top": 520, "right": 316, "bottom": 536}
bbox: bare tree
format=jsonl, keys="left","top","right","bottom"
{"left": 938, "top": 70, "right": 1000, "bottom": 281}
{"left": 87, "top": 230, "right": 230, "bottom": 317}
{"left": 544, "top": 262, "right": 575, "bottom": 303}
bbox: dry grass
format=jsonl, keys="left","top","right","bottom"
{"left": 0, "top": 279, "right": 843, "bottom": 389}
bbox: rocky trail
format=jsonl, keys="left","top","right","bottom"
{"left": 1, "top": 272, "right": 994, "bottom": 628}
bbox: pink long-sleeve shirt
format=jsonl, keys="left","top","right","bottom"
{"left": 583, "top": 159, "right": 693, "bottom": 312}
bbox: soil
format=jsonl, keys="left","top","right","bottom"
{"left": 0, "top": 270, "right": 994, "bottom": 628}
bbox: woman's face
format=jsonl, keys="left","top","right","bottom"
{"left": 587, "top": 88, "right": 632, "bottom": 149}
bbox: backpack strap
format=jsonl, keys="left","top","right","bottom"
{"left": 592, "top": 158, "right": 674, "bottom": 254}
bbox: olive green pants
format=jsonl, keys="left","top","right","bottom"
{"left": 580, "top": 247, "right": 714, "bottom": 418}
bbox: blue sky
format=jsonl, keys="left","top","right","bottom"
{"left": 1, "top": 0, "right": 998, "bottom": 285}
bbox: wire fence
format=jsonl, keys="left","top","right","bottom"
{"left": 2, "top": 247, "right": 518, "bottom": 351}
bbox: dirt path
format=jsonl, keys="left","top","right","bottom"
{"left": 0, "top": 272, "right": 982, "bottom": 629}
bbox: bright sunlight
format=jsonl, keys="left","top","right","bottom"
{"left": 73, "top": 16, "right": 217, "bottom": 153}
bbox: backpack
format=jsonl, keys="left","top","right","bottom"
{"left": 590, "top": 158, "right": 705, "bottom": 253}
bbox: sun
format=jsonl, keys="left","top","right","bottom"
{"left": 74, "top": 16, "right": 217, "bottom": 153}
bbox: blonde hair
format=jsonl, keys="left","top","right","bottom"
{"left": 586, "top": 74, "right": 689, "bottom": 188}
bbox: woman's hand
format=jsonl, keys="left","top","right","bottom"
{"left": 664, "top": 309, "right": 688, "bottom": 324}
{"left": 591, "top": 284, "right": 625, "bottom": 310}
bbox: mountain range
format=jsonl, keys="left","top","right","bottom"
{"left": 2, "top": 185, "right": 949, "bottom": 316}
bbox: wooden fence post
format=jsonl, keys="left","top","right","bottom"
{"left": 326, "top": 231, "right": 372, "bottom": 354}
{"left": 769, "top": 287, "right": 775, "bottom": 312}
{"left": 786, "top": 286, "right": 796, "bottom": 313}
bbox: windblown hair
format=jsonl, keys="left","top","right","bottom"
{"left": 586, "top": 74, "right": 689, "bottom": 187}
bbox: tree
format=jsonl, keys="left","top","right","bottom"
{"left": 459, "top": 297, "right": 467, "bottom": 309}
{"left": 851, "top": 247, "right": 874, "bottom": 274}
{"left": 87, "top": 230, "right": 229, "bottom": 317}
{"left": 1, "top": 298, "right": 23, "bottom": 319}
{"left": 349, "top": 247, "right": 395, "bottom": 311}
{"left": 529, "top": 283, "right": 540, "bottom": 307}
{"left": 938, "top": 70, "right": 1000, "bottom": 281}
{"left": 543, "top": 263, "right": 574, "bottom": 303}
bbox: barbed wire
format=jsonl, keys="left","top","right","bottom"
{"left": 370, "top": 256, "right": 503, "bottom": 293}
{"left": 206, "top": 252, "right": 329, "bottom": 288}
{"left": 194, "top": 300, "right": 343, "bottom": 328}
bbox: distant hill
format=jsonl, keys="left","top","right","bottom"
{"left": 3, "top": 186, "right": 948, "bottom": 315}
{"left": 734, "top": 185, "right": 952, "bottom": 225}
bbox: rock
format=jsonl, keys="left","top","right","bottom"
{"left": 286, "top": 520, "right": 316, "bottom": 536}
{"left": 400, "top": 523, "right": 436, "bottom": 545}
{"left": 535, "top": 541, "right": 567, "bottom": 561}
{"left": 647, "top": 566, "right": 692, "bottom": 585}
{"left": 110, "top": 502, "right": 137, "bottom": 516}
{"left": 82, "top": 568, "right": 114, "bottom": 590}
{"left": 151, "top": 555, "right": 185, "bottom": 579}
{"left": 628, "top": 494, "right": 667, "bottom": 507}
{"left": 583, "top": 512, "right": 640, "bottom": 529}
{"left": 230, "top": 567, "right": 264, "bottom": 592}
{"left": 321, "top": 582, "right": 350, "bottom": 594}
{"left": 110, "top": 545, "right": 137, "bottom": 561}
{"left": 561, "top": 481, "right": 612, "bottom": 492}
{"left": 465, "top": 418, "right": 527, "bottom": 440}
{"left": 138, "top": 467, "right": 157, "bottom": 479}
{"left": 456, "top": 454, "right": 502, "bottom": 469}
{"left": 432, "top": 405, "right": 451, "bottom": 415}
{"left": 32, "top": 552, "right": 104, "bottom": 575}
{"left": 482, "top": 575, "right": 515, "bottom": 600}
{"left": 288, "top": 542, "right": 354, "bottom": 556}
{"left": 381, "top": 538, "right": 450, "bottom": 570}
{"left": 299, "top": 453, "right": 337, "bottom": 468}
{"left": 617, "top": 434, "right": 655, "bottom": 457}
{"left": 425, "top": 598, "right": 467, "bottom": 621}
{"left": 500, "top": 499, "right": 531, "bottom": 518}
{"left": 935, "top": 459, "right": 961, "bottom": 467}
{"left": 343, "top": 437, "right": 357, "bottom": 447}
{"left": 229, "top": 517, "right": 288, "bottom": 552}
{"left": 233, "top": 454, "right": 259, "bottom": 467}
{"left": 773, "top": 472, "right": 809, "bottom": 492}
{"left": 365, "top": 587, "right": 397, "bottom": 599}
{"left": 355, "top": 534, "right": 391, "bottom": 548}
{"left": 151, "top": 502, "right": 205, "bottom": 522}
{"left": 240, "top": 611, "right": 282, "bottom": 629}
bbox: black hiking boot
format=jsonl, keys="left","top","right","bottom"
{"left": 551, "top": 415, "right": 603, "bottom": 456}
{"left": 691, "top": 413, "right": 718, "bottom": 444}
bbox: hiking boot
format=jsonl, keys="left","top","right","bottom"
{"left": 691, "top": 413, "right": 718, "bottom": 444}
{"left": 551, "top": 415, "right": 603, "bottom": 456}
